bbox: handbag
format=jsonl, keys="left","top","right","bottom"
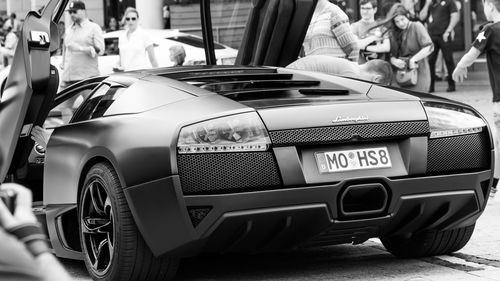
{"left": 395, "top": 67, "right": 418, "bottom": 87}
{"left": 394, "top": 32, "right": 418, "bottom": 87}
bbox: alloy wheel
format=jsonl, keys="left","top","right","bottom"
{"left": 80, "top": 178, "right": 115, "bottom": 276}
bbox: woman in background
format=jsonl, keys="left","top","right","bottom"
{"left": 372, "top": 3, "right": 433, "bottom": 92}
{"left": 114, "top": 7, "right": 158, "bottom": 72}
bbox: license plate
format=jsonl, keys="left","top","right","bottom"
{"left": 315, "top": 147, "right": 392, "bottom": 173}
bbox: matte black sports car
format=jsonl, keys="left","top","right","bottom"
{"left": 0, "top": 0, "right": 495, "bottom": 281}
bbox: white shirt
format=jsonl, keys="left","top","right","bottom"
{"left": 119, "top": 27, "right": 154, "bottom": 71}
{"left": 62, "top": 19, "right": 105, "bottom": 81}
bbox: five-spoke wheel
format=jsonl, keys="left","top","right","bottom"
{"left": 79, "top": 162, "right": 178, "bottom": 281}
{"left": 81, "top": 177, "right": 115, "bottom": 275}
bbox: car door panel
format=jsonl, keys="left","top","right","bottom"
{"left": 235, "top": 0, "right": 317, "bottom": 67}
{"left": 0, "top": 0, "right": 67, "bottom": 182}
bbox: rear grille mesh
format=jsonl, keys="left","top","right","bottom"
{"left": 178, "top": 152, "right": 281, "bottom": 195}
{"left": 269, "top": 121, "right": 429, "bottom": 146}
{"left": 427, "top": 132, "right": 490, "bottom": 174}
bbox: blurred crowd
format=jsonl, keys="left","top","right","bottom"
{"left": 288, "top": 0, "right": 500, "bottom": 194}
{"left": 0, "top": 2, "right": 182, "bottom": 72}
{"left": 289, "top": 0, "right": 466, "bottom": 93}
{"left": 0, "top": 0, "right": 480, "bottom": 93}
{"left": 0, "top": 13, "right": 21, "bottom": 68}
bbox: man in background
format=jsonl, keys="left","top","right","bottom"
{"left": 61, "top": 1, "right": 104, "bottom": 89}
{"left": 352, "top": 0, "right": 390, "bottom": 63}
{"left": 420, "top": 0, "right": 460, "bottom": 92}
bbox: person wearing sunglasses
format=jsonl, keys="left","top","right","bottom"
{"left": 60, "top": 0, "right": 104, "bottom": 89}
{"left": 114, "top": 7, "right": 159, "bottom": 72}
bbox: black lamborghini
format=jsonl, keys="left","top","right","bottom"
{"left": 0, "top": 0, "right": 494, "bottom": 280}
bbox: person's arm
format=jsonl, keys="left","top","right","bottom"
{"left": 116, "top": 48, "right": 122, "bottom": 68}
{"left": 60, "top": 43, "right": 66, "bottom": 70}
{"left": 365, "top": 38, "right": 390, "bottom": 53}
{"left": 408, "top": 45, "right": 433, "bottom": 68}
{"left": 454, "top": 20, "right": 490, "bottom": 82}
{"left": 0, "top": 183, "right": 73, "bottom": 281}
{"left": 443, "top": 12, "right": 460, "bottom": 42}
{"left": 419, "top": 0, "right": 432, "bottom": 22}
{"left": 30, "top": 125, "right": 50, "bottom": 148}
{"left": 66, "top": 42, "right": 95, "bottom": 57}
{"left": 35, "top": 253, "right": 74, "bottom": 281}
{"left": 452, "top": 47, "right": 481, "bottom": 83}
{"left": 358, "top": 35, "right": 378, "bottom": 49}
{"left": 330, "top": 8, "right": 359, "bottom": 61}
{"left": 332, "top": 20, "right": 360, "bottom": 61}
{"left": 92, "top": 25, "right": 105, "bottom": 55}
{"left": 390, "top": 56, "right": 407, "bottom": 69}
{"left": 146, "top": 44, "right": 159, "bottom": 68}
{"left": 114, "top": 55, "right": 124, "bottom": 72}
{"left": 114, "top": 37, "right": 124, "bottom": 72}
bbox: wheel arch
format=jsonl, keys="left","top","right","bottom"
{"left": 77, "top": 155, "right": 122, "bottom": 202}
{"left": 54, "top": 156, "right": 121, "bottom": 258}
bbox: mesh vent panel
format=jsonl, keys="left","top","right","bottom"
{"left": 178, "top": 152, "right": 281, "bottom": 195}
{"left": 427, "top": 133, "right": 490, "bottom": 174}
{"left": 187, "top": 207, "right": 212, "bottom": 227}
{"left": 269, "top": 121, "right": 429, "bottom": 146}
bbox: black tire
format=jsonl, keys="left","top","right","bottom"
{"left": 79, "top": 162, "right": 178, "bottom": 281}
{"left": 381, "top": 224, "right": 475, "bottom": 258}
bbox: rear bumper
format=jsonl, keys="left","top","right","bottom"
{"left": 124, "top": 170, "right": 493, "bottom": 258}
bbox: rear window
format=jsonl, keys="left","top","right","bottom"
{"left": 168, "top": 35, "right": 225, "bottom": 50}
{"left": 73, "top": 85, "right": 125, "bottom": 122}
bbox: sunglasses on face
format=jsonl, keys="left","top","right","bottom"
{"left": 68, "top": 10, "right": 77, "bottom": 14}
{"left": 125, "top": 17, "right": 137, "bottom": 21}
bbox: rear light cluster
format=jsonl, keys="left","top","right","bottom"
{"left": 177, "top": 112, "right": 271, "bottom": 154}
{"left": 423, "top": 102, "right": 486, "bottom": 139}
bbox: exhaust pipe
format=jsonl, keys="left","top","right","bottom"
{"left": 339, "top": 183, "right": 388, "bottom": 218}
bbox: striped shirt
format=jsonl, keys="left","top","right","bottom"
{"left": 303, "top": 0, "right": 359, "bottom": 61}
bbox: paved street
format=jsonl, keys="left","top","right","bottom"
{"left": 62, "top": 73, "right": 500, "bottom": 281}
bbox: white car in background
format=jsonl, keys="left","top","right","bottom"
{"left": 49, "top": 29, "right": 238, "bottom": 76}
{"left": 100, "top": 29, "right": 238, "bottom": 74}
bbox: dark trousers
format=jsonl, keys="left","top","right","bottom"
{"left": 429, "top": 34, "right": 456, "bottom": 90}
{"left": 163, "top": 18, "right": 171, "bottom": 29}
